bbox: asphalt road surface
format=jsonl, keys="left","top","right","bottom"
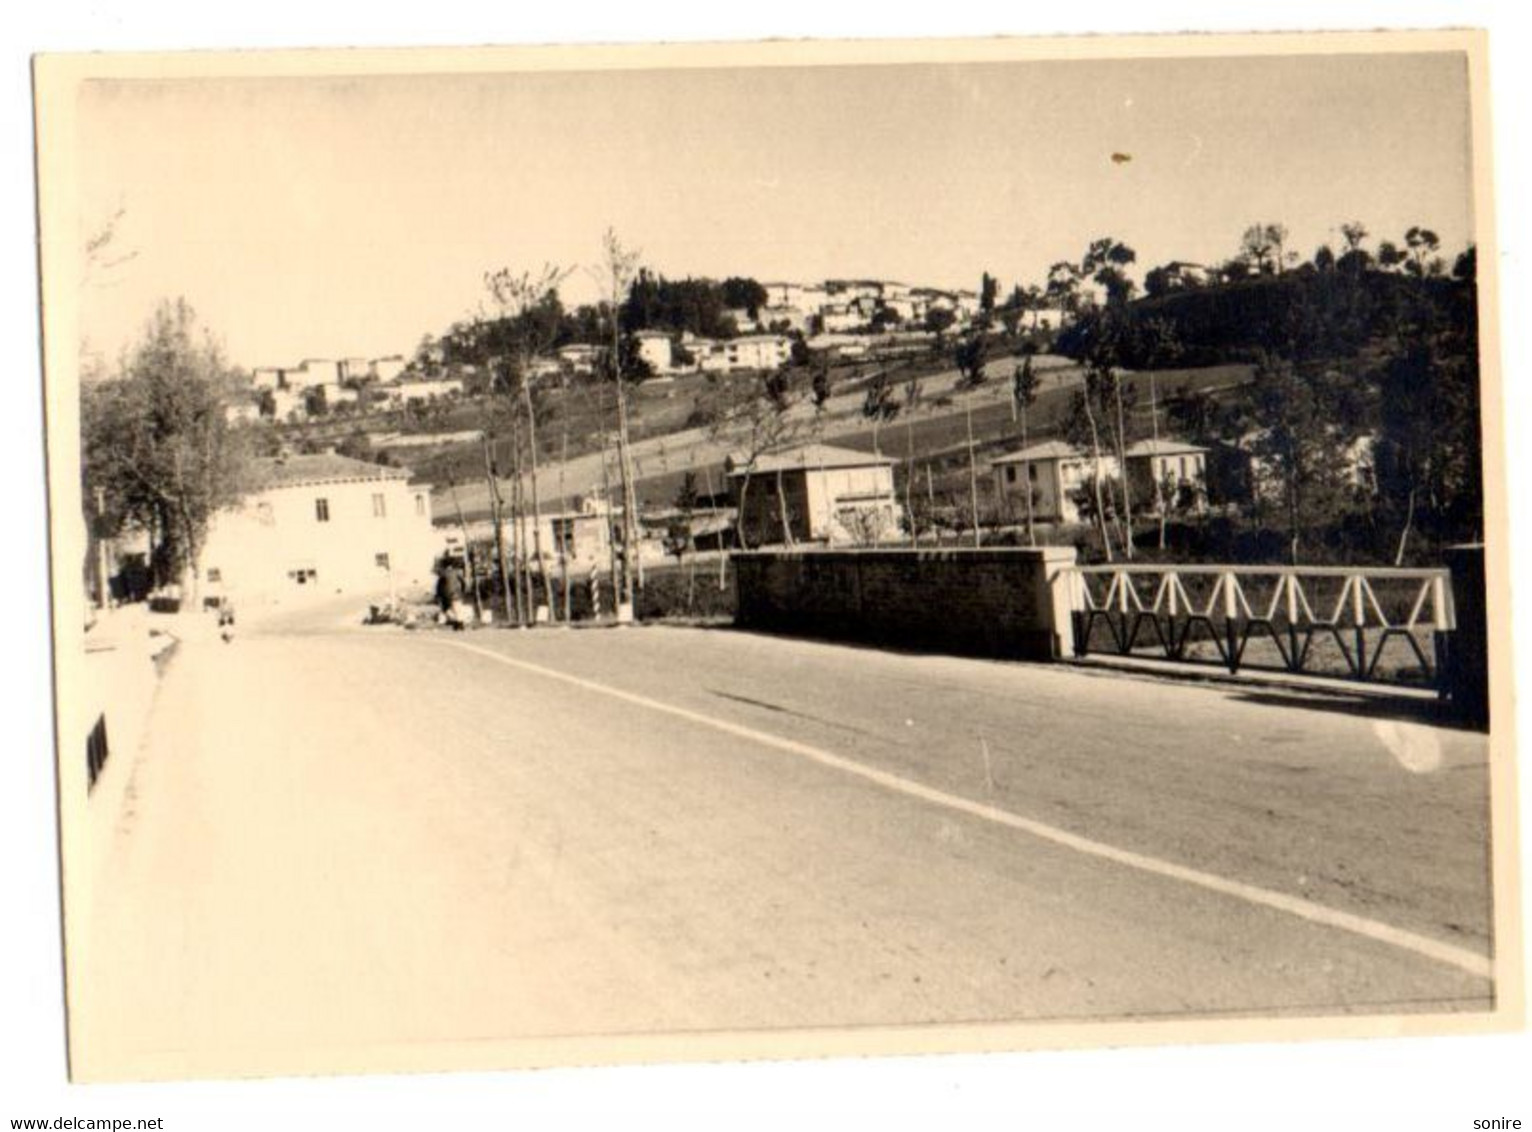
{"left": 73, "top": 601, "right": 1494, "bottom": 1078}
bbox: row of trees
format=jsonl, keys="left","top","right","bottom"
{"left": 1059, "top": 222, "right": 1483, "bottom": 565}
{"left": 434, "top": 231, "right": 658, "bottom": 624}
{"left": 925, "top": 222, "right": 1482, "bottom": 567}
{"left": 1141, "top": 220, "right": 1474, "bottom": 298}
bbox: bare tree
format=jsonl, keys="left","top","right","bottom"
{"left": 902, "top": 370, "right": 924, "bottom": 545}
{"left": 861, "top": 369, "right": 900, "bottom": 456}
{"left": 1012, "top": 354, "right": 1041, "bottom": 546}
{"left": 704, "top": 371, "right": 805, "bottom": 548}
{"left": 484, "top": 263, "right": 569, "bottom": 620}
{"left": 597, "top": 229, "right": 644, "bottom": 611}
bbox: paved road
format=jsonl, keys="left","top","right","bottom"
{"left": 73, "top": 607, "right": 1493, "bottom": 1078}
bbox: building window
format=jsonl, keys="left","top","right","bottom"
{"left": 315, "top": 498, "right": 330, "bottom": 522}
{"left": 206, "top": 568, "right": 222, "bottom": 584}
{"left": 372, "top": 492, "right": 387, "bottom": 518}
{"left": 415, "top": 493, "right": 426, "bottom": 517}
{"left": 552, "top": 518, "right": 576, "bottom": 557}
{"left": 1005, "top": 466, "right": 1017, "bottom": 484}
{"left": 375, "top": 552, "right": 390, "bottom": 570}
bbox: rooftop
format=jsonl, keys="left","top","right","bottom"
{"left": 990, "top": 440, "right": 1087, "bottom": 465}
{"left": 1124, "top": 438, "right": 1208, "bottom": 457}
{"left": 251, "top": 453, "right": 411, "bottom": 490}
{"left": 727, "top": 443, "right": 895, "bottom": 475}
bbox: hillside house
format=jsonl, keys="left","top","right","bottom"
{"left": 694, "top": 334, "right": 791, "bottom": 373}
{"left": 991, "top": 440, "right": 1122, "bottom": 525}
{"left": 1124, "top": 438, "right": 1209, "bottom": 514}
{"left": 447, "top": 498, "right": 619, "bottom": 574}
{"left": 633, "top": 330, "right": 676, "bottom": 375}
{"left": 290, "top": 359, "right": 343, "bottom": 389}
{"left": 557, "top": 343, "right": 602, "bottom": 374}
{"left": 371, "top": 355, "right": 408, "bottom": 382}
{"left": 806, "top": 332, "right": 870, "bottom": 359}
{"left": 224, "top": 397, "right": 262, "bottom": 427}
{"left": 381, "top": 377, "right": 465, "bottom": 406}
{"left": 728, "top": 443, "right": 903, "bottom": 547}
{"left": 759, "top": 305, "right": 808, "bottom": 334}
{"left": 724, "top": 334, "right": 791, "bottom": 372}
{"left": 820, "top": 304, "right": 865, "bottom": 333}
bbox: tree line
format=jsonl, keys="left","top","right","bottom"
{"left": 1047, "top": 222, "right": 1480, "bottom": 565}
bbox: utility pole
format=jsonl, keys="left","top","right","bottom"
{"left": 704, "top": 463, "right": 727, "bottom": 591}
{"left": 965, "top": 397, "right": 981, "bottom": 548}
{"left": 603, "top": 229, "right": 641, "bottom": 618}
{"left": 925, "top": 465, "right": 936, "bottom": 547}
{"left": 1151, "top": 372, "right": 1167, "bottom": 550}
{"left": 94, "top": 486, "right": 110, "bottom": 610}
{"left": 557, "top": 410, "right": 572, "bottom": 624}
{"left": 601, "top": 433, "right": 620, "bottom": 619}
{"left": 523, "top": 377, "right": 549, "bottom": 622}
{"left": 482, "top": 432, "right": 513, "bottom": 621}
{"left": 379, "top": 465, "right": 397, "bottom": 609}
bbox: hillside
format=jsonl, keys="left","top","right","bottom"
{"left": 1061, "top": 267, "right": 1474, "bottom": 368}
{"left": 429, "top": 354, "right": 1252, "bottom": 524}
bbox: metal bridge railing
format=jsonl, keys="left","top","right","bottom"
{"left": 1066, "top": 564, "right": 1455, "bottom": 690}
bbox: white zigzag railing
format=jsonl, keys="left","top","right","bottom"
{"left": 1066, "top": 565, "right": 1454, "bottom": 689}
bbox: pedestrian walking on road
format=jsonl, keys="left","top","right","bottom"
{"left": 435, "top": 558, "right": 468, "bottom": 630}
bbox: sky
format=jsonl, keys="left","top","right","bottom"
{"left": 75, "top": 49, "right": 1475, "bottom": 370}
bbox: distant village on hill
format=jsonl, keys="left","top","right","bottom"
{"left": 227, "top": 276, "right": 1028, "bottom": 427}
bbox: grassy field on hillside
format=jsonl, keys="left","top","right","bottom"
{"left": 621, "top": 362, "right": 1252, "bottom": 511}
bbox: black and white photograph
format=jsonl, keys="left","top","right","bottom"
{"left": 28, "top": 26, "right": 1522, "bottom": 1094}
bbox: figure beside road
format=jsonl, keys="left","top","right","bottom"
{"left": 434, "top": 557, "right": 468, "bottom": 631}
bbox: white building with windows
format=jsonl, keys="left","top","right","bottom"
{"left": 758, "top": 304, "right": 808, "bottom": 333}
{"left": 721, "top": 334, "right": 791, "bottom": 372}
{"left": 729, "top": 443, "right": 904, "bottom": 546}
{"left": 289, "top": 359, "right": 343, "bottom": 389}
{"left": 1123, "top": 438, "right": 1209, "bottom": 513}
{"left": 557, "top": 343, "right": 602, "bottom": 374}
{"left": 694, "top": 333, "right": 791, "bottom": 373}
{"left": 379, "top": 377, "right": 465, "bottom": 406}
{"left": 820, "top": 304, "right": 865, "bottom": 333}
{"left": 199, "top": 453, "right": 441, "bottom": 607}
{"left": 991, "top": 440, "right": 1121, "bottom": 525}
{"left": 633, "top": 329, "right": 676, "bottom": 375}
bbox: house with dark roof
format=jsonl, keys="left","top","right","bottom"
{"left": 198, "top": 454, "right": 442, "bottom": 606}
{"left": 726, "top": 443, "right": 903, "bottom": 547}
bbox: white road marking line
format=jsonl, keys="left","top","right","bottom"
{"left": 440, "top": 637, "right": 1493, "bottom": 981}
